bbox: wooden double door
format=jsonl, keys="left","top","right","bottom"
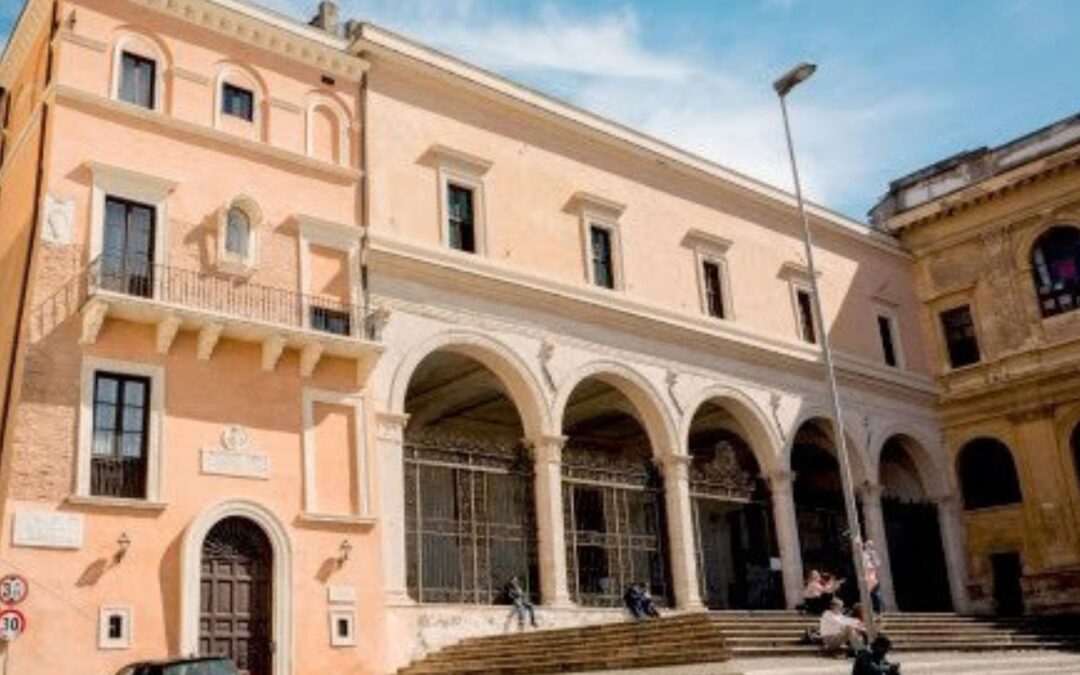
{"left": 199, "top": 517, "right": 273, "bottom": 675}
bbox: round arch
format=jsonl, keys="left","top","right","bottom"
{"left": 553, "top": 360, "right": 679, "bottom": 459}
{"left": 305, "top": 92, "right": 352, "bottom": 166}
{"left": 872, "top": 426, "right": 946, "bottom": 497}
{"left": 679, "top": 385, "right": 782, "bottom": 474}
{"left": 180, "top": 499, "right": 293, "bottom": 675}
{"left": 783, "top": 410, "right": 872, "bottom": 485}
{"left": 388, "top": 329, "right": 551, "bottom": 439}
{"left": 956, "top": 436, "right": 1023, "bottom": 510}
{"left": 109, "top": 28, "right": 173, "bottom": 113}
{"left": 212, "top": 61, "right": 269, "bottom": 140}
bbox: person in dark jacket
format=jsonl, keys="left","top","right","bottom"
{"left": 505, "top": 576, "right": 538, "bottom": 629}
{"left": 853, "top": 635, "right": 900, "bottom": 675}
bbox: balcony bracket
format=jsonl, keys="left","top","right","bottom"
{"left": 156, "top": 315, "right": 182, "bottom": 355}
{"left": 299, "top": 342, "right": 325, "bottom": 378}
{"left": 80, "top": 299, "right": 109, "bottom": 345}
{"left": 197, "top": 323, "right": 224, "bottom": 361}
{"left": 262, "top": 335, "right": 286, "bottom": 372}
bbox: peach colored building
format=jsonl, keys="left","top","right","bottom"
{"left": 0, "top": 0, "right": 965, "bottom": 674}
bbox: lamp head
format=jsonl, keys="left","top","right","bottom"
{"left": 773, "top": 62, "right": 817, "bottom": 97}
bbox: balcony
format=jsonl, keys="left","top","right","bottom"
{"left": 79, "top": 257, "right": 385, "bottom": 379}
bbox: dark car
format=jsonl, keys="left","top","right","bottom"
{"left": 115, "top": 656, "right": 239, "bottom": 675}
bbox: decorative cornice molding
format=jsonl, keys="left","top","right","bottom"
{"left": 268, "top": 96, "right": 303, "bottom": 114}
{"left": 170, "top": 66, "right": 210, "bottom": 85}
{"left": 58, "top": 31, "right": 107, "bottom": 53}
{"left": 427, "top": 143, "right": 492, "bottom": 174}
{"left": 571, "top": 190, "right": 626, "bottom": 217}
{"left": 681, "top": 228, "right": 733, "bottom": 253}
{"left": 0, "top": 0, "right": 51, "bottom": 88}
{"left": 121, "top": 0, "right": 368, "bottom": 82}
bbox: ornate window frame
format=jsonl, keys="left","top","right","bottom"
{"left": 98, "top": 605, "right": 133, "bottom": 650}
{"left": 75, "top": 356, "right": 166, "bottom": 505}
{"left": 212, "top": 65, "right": 263, "bottom": 141}
{"left": 296, "top": 215, "right": 361, "bottom": 334}
{"left": 216, "top": 195, "right": 262, "bottom": 275}
{"left": 110, "top": 33, "right": 166, "bottom": 113}
{"left": 305, "top": 99, "right": 351, "bottom": 167}
{"left": 88, "top": 161, "right": 176, "bottom": 281}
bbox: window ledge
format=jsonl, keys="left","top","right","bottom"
{"left": 215, "top": 258, "right": 257, "bottom": 277}
{"left": 297, "top": 512, "right": 376, "bottom": 528}
{"left": 66, "top": 495, "right": 168, "bottom": 511}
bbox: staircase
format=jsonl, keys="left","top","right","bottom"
{"left": 396, "top": 611, "right": 1080, "bottom": 674}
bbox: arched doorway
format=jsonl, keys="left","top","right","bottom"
{"left": 561, "top": 377, "right": 670, "bottom": 607}
{"left": 199, "top": 517, "right": 273, "bottom": 675}
{"left": 402, "top": 350, "right": 538, "bottom": 604}
{"left": 791, "top": 420, "right": 857, "bottom": 604}
{"left": 687, "top": 400, "right": 782, "bottom": 609}
{"left": 879, "top": 436, "right": 951, "bottom": 611}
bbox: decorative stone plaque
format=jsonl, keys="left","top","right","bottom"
{"left": 42, "top": 194, "right": 75, "bottom": 245}
{"left": 328, "top": 585, "right": 357, "bottom": 605}
{"left": 12, "top": 509, "right": 84, "bottom": 549}
{"left": 200, "top": 425, "right": 269, "bottom": 480}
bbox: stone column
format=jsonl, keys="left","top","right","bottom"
{"left": 660, "top": 453, "right": 703, "bottom": 610}
{"left": 529, "top": 435, "right": 572, "bottom": 606}
{"left": 768, "top": 469, "right": 804, "bottom": 608}
{"left": 376, "top": 411, "right": 413, "bottom": 605}
{"left": 859, "top": 483, "right": 898, "bottom": 611}
{"left": 935, "top": 494, "right": 971, "bottom": 613}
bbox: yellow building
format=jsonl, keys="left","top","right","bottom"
{"left": 871, "top": 112, "right": 1080, "bottom": 614}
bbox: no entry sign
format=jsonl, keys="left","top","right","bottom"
{"left": 0, "top": 576, "right": 27, "bottom": 606}
{"left": 0, "top": 609, "right": 25, "bottom": 641}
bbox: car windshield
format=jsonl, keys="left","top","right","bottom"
{"left": 162, "top": 660, "right": 238, "bottom": 675}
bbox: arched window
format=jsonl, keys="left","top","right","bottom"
{"left": 111, "top": 34, "right": 166, "bottom": 112}
{"left": 957, "top": 437, "right": 1023, "bottom": 510}
{"left": 1031, "top": 226, "right": 1080, "bottom": 317}
{"left": 225, "top": 207, "right": 250, "bottom": 258}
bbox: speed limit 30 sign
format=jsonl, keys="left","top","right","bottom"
{"left": 0, "top": 576, "right": 27, "bottom": 606}
{"left": 0, "top": 609, "right": 25, "bottom": 641}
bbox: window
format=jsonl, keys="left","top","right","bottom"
{"left": 328, "top": 610, "right": 356, "bottom": 647}
{"left": 796, "top": 288, "right": 816, "bottom": 344}
{"left": 940, "top": 305, "right": 980, "bottom": 368}
{"left": 98, "top": 606, "right": 133, "bottom": 650}
{"left": 590, "top": 224, "right": 615, "bottom": 289}
{"left": 225, "top": 207, "right": 250, "bottom": 258}
{"left": 221, "top": 83, "right": 254, "bottom": 121}
{"left": 91, "top": 372, "right": 150, "bottom": 499}
{"left": 1031, "top": 225, "right": 1080, "bottom": 318}
{"left": 877, "top": 314, "right": 899, "bottom": 367}
{"left": 118, "top": 52, "right": 155, "bottom": 109}
{"left": 702, "top": 259, "right": 725, "bottom": 319}
{"left": 446, "top": 183, "right": 476, "bottom": 253}
{"left": 101, "top": 197, "right": 155, "bottom": 298}
{"left": 310, "top": 306, "right": 352, "bottom": 336}
{"left": 957, "top": 438, "right": 1023, "bottom": 510}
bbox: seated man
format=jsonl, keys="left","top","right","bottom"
{"left": 819, "top": 598, "right": 866, "bottom": 656}
{"left": 853, "top": 635, "right": 900, "bottom": 675}
{"left": 504, "top": 575, "right": 538, "bottom": 630}
{"left": 623, "top": 583, "right": 646, "bottom": 620}
{"left": 801, "top": 570, "right": 843, "bottom": 615}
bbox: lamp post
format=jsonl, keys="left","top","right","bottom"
{"left": 773, "top": 62, "right": 876, "bottom": 638}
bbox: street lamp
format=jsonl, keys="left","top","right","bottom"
{"left": 773, "top": 62, "right": 876, "bottom": 638}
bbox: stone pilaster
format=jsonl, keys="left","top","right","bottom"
{"left": 935, "top": 494, "right": 971, "bottom": 613}
{"left": 376, "top": 411, "right": 413, "bottom": 605}
{"left": 528, "top": 435, "right": 572, "bottom": 607}
{"left": 659, "top": 453, "right": 703, "bottom": 610}
{"left": 858, "top": 483, "right": 897, "bottom": 611}
{"left": 767, "top": 469, "right": 804, "bottom": 608}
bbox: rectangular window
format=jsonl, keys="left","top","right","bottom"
{"left": 877, "top": 315, "right": 899, "bottom": 367}
{"left": 119, "top": 52, "right": 155, "bottom": 109}
{"left": 221, "top": 83, "right": 254, "bottom": 121}
{"left": 91, "top": 372, "right": 150, "bottom": 499}
{"left": 702, "top": 259, "right": 725, "bottom": 318}
{"left": 796, "top": 289, "right": 817, "bottom": 344}
{"left": 941, "top": 305, "right": 981, "bottom": 368}
{"left": 102, "top": 197, "right": 155, "bottom": 298}
{"left": 590, "top": 225, "right": 615, "bottom": 289}
{"left": 446, "top": 184, "right": 476, "bottom": 253}
{"left": 310, "top": 306, "right": 352, "bottom": 336}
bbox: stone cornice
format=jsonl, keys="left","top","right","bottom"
{"left": 368, "top": 231, "right": 938, "bottom": 401}
{"left": 54, "top": 85, "right": 361, "bottom": 182}
{"left": 125, "top": 0, "right": 366, "bottom": 82}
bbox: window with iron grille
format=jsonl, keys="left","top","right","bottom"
{"left": 119, "top": 52, "right": 155, "bottom": 109}
{"left": 91, "top": 372, "right": 150, "bottom": 499}
{"left": 590, "top": 224, "right": 615, "bottom": 289}
{"left": 447, "top": 184, "right": 476, "bottom": 253}
{"left": 222, "top": 83, "right": 254, "bottom": 121}
{"left": 940, "top": 305, "right": 980, "bottom": 368}
{"left": 702, "top": 259, "right": 725, "bottom": 318}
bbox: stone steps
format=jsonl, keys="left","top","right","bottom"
{"left": 396, "top": 611, "right": 1080, "bottom": 674}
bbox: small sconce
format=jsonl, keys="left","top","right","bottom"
{"left": 115, "top": 532, "right": 131, "bottom": 562}
{"left": 337, "top": 539, "right": 352, "bottom": 567}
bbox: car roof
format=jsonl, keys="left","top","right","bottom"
{"left": 129, "top": 656, "right": 230, "bottom": 666}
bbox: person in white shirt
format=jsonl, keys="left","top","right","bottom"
{"left": 818, "top": 598, "right": 866, "bottom": 654}
{"left": 862, "top": 540, "right": 884, "bottom": 615}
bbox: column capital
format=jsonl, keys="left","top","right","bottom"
{"left": 858, "top": 482, "right": 884, "bottom": 502}
{"left": 525, "top": 434, "right": 567, "bottom": 464}
{"left": 375, "top": 411, "right": 410, "bottom": 442}
{"left": 766, "top": 469, "right": 795, "bottom": 492}
{"left": 932, "top": 493, "right": 961, "bottom": 511}
{"left": 658, "top": 453, "right": 692, "bottom": 478}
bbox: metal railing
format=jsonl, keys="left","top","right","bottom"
{"left": 87, "top": 256, "right": 381, "bottom": 339}
{"left": 91, "top": 456, "right": 147, "bottom": 499}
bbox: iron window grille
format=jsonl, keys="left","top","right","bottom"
{"left": 91, "top": 372, "right": 150, "bottom": 499}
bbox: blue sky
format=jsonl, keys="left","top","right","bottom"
{"left": 2, "top": 0, "right": 1078, "bottom": 219}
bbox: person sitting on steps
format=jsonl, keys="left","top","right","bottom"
{"left": 819, "top": 598, "right": 866, "bottom": 657}
{"left": 852, "top": 634, "right": 901, "bottom": 674}
{"left": 504, "top": 575, "right": 538, "bottom": 631}
{"left": 799, "top": 569, "right": 844, "bottom": 616}
{"left": 623, "top": 582, "right": 660, "bottom": 620}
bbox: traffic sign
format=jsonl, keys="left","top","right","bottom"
{"left": 0, "top": 576, "right": 27, "bottom": 606}
{"left": 0, "top": 609, "right": 25, "bottom": 641}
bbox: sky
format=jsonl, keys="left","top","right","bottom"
{"left": 2, "top": 0, "right": 1078, "bottom": 219}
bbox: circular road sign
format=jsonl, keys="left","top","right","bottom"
{"left": 0, "top": 608, "right": 25, "bottom": 641}
{"left": 0, "top": 575, "right": 28, "bottom": 605}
